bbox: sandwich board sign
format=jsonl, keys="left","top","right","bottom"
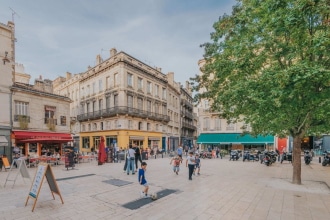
{"left": 4, "top": 158, "right": 30, "bottom": 188}
{"left": 25, "top": 163, "right": 64, "bottom": 212}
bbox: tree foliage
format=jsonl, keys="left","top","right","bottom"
{"left": 191, "top": 0, "right": 330, "bottom": 184}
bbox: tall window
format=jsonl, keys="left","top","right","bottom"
{"left": 127, "top": 95, "right": 133, "bottom": 108}
{"left": 93, "top": 82, "right": 96, "bottom": 94}
{"left": 15, "top": 101, "right": 29, "bottom": 116}
{"left": 114, "top": 94, "right": 118, "bottom": 107}
{"left": 99, "top": 99, "right": 103, "bottom": 111}
{"left": 147, "top": 81, "right": 152, "bottom": 94}
{"left": 155, "top": 85, "right": 159, "bottom": 97}
{"left": 114, "top": 73, "right": 119, "bottom": 86}
{"left": 147, "top": 100, "right": 151, "bottom": 112}
{"left": 81, "top": 87, "right": 85, "bottom": 97}
{"left": 162, "top": 105, "right": 166, "bottom": 115}
{"left": 87, "top": 85, "right": 90, "bottom": 96}
{"left": 127, "top": 73, "right": 133, "bottom": 87}
{"left": 99, "top": 79, "right": 102, "bottom": 92}
{"left": 128, "top": 120, "right": 132, "bottom": 129}
{"left": 93, "top": 101, "right": 96, "bottom": 112}
{"left": 106, "top": 76, "right": 111, "bottom": 89}
{"left": 155, "top": 103, "right": 159, "bottom": 114}
{"left": 45, "top": 106, "right": 56, "bottom": 124}
{"left": 162, "top": 88, "right": 167, "bottom": 99}
{"left": 138, "top": 77, "right": 143, "bottom": 90}
{"left": 147, "top": 123, "right": 151, "bottom": 131}
{"left": 215, "top": 118, "right": 221, "bottom": 130}
{"left": 106, "top": 96, "right": 110, "bottom": 109}
{"left": 203, "top": 117, "right": 210, "bottom": 131}
{"left": 137, "top": 98, "right": 143, "bottom": 110}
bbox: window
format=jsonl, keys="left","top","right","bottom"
{"left": 128, "top": 120, "right": 132, "bottom": 129}
{"left": 106, "top": 76, "right": 111, "bottom": 89}
{"left": 99, "top": 99, "right": 103, "bottom": 111}
{"left": 162, "top": 88, "right": 167, "bottom": 99}
{"left": 99, "top": 79, "right": 102, "bottom": 92}
{"left": 147, "top": 123, "right": 151, "bottom": 131}
{"left": 93, "top": 82, "right": 96, "bottom": 94}
{"left": 60, "top": 116, "right": 66, "bottom": 126}
{"left": 81, "top": 87, "right": 85, "bottom": 97}
{"left": 100, "top": 122, "right": 103, "bottom": 130}
{"left": 82, "top": 124, "right": 86, "bottom": 132}
{"left": 163, "top": 105, "right": 166, "bottom": 115}
{"left": 138, "top": 77, "right": 143, "bottom": 90}
{"left": 147, "top": 81, "right": 152, "bottom": 94}
{"left": 93, "top": 101, "right": 96, "bottom": 112}
{"left": 76, "top": 89, "right": 78, "bottom": 100}
{"left": 156, "top": 124, "right": 159, "bottom": 131}
{"left": 45, "top": 106, "right": 56, "bottom": 124}
{"left": 15, "top": 101, "right": 29, "bottom": 116}
{"left": 127, "top": 95, "right": 133, "bottom": 108}
{"left": 106, "top": 96, "right": 110, "bottom": 109}
{"left": 114, "top": 94, "right": 118, "bottom": 107}
{"left": 114, "top": 73, "right": 119, "bottom": 86}
{"left": 87, "top": 85, "right": 90, "bottom": 96}
{"left": 82, "top": 137, "right": 90, "bottom": 149}
{"left": 127, "top": 73, "right": 133, "bottom": 87}
{"left": 155, "top": 103, "right": 159, "bottom": 114}
{"left": 203, "top": 117, "right": 210, "bottom": 131}
{"left": 155, "top": 85, "right": 159, "bottom": 97}
{"left": 138, "top": 122, "right": 143, "bottom": 130}
{"left": 204, "top": 100, "right": 209, "bottom": 109}
{"left": 147, "top": 100, "right": 151, "bottom": 112}
{"left": 137, "top": 98, "right": 143, "bottom": 110}
{"left": 215, "top": 118, "right": 221, "bottom": 130}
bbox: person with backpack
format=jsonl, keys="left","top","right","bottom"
{"left": 134, "top": 144, "right": 142, "bottom": 171}
{"left": 170, "top": 155, "right": 182, "bottom": 175}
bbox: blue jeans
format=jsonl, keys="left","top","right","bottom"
{"left": 126, "top": 158, "right": 135, "bottom": 174}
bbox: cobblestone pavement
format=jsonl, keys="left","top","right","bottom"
{"left": 0, "top": 155, "right": 330, "bottom": 220}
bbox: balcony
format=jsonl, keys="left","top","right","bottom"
{"left": 44, "top": 118, "right": 57, "bottom": 125}
{"left": 14, "top": 115, "right": 30, "bottom": 122}
{"left": 77, "top": 106, "right": 170, "bottom": 123}
{"left": 182, "top": 121, "right": 197, "bottom": 130}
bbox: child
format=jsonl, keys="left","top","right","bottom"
{"left": 138, "top": 161, "right": 149, "bottom": 198}
{"left": 170, "top": 155, "right": 182, "bottom": 175}
{"left": 186, "top": 151, "right": 196, "bottom": 180}
{"left": 194, "top": 153, "right": 201, "bottom": 175}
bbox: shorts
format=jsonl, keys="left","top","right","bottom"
{"left": 173, "top": 166, "right": 180, "bottom": 172}
{"left": 195, "top": 163, "right": 200, "bottom": 168}
{"left": 142, "top": 182, "right": 148, "bottom": 187}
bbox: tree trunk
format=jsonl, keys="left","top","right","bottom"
{"left": 292, "top": 136, "right": 302, "bottom": 184}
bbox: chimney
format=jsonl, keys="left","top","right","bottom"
{"left": 66, "top": 72, "right": 72, "bottom": 80}
{"left": 96, "top": 54, "right": 103, "bottom": 65}
{"left": 110, "top": 48, "right": 117, "bottom": 57}
{"left": 167, "top": 72, "right": 174, "bottom": 83}
{"left": 39, "top": 75, "right": 42, "bottom": 80}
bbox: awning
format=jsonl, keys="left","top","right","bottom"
{"left": 0, "top": 136, "right": 8, "bottom": 146}
{"left": 148, "top": 137, "right": 160, "bottom": 141}
{"left": 12, "top": 131, "right": 72, "bottom": 143}
{"left": 197, "top": 133, "right": 274, "bottom": 144}
{"left": 129, "top": 136, "right": 144, "bottom": 141}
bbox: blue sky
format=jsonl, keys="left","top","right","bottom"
{"left": 0, "top": 0, "right": 236, "bottom": 84}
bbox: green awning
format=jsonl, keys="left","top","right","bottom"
{"left": 197, "top": 133, "right": 274, "bottom": 144}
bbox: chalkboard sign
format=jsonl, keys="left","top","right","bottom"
{"left": 25, "top": 163, "right": 63, "bottom": 212}
{"left": 2, "top": 157, "right": 10, "bottom": 169}
{"left": 18, "top": 159, "right": 30, "bottom": 179}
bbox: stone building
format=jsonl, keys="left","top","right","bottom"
{"left": 54, "top": 49, "right": 178, "bottom": 153}
{"left": 0, "top": 21, "right": 15, "bottom": 157}
{"left": 11, "top": 66, "right": 72, "bottom": 157}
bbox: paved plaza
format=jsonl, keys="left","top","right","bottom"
{"left": 1, "top": 155, "right": 330, "bottom": 220}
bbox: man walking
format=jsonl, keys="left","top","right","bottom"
{"left": 186, "top": 151, "right": 196, "bottom": 180}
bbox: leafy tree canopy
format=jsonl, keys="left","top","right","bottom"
{"left": 192, "top": 0, "right": 330, "bottom": 139}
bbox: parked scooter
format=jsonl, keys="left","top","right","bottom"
{"left": 304, "top": 150, "right": 312, "bottom": 165}
{"left": 229, "top": 150, "right": 239, "bottom": 161}
{"left": 322, "top": 151, "right": 330, "bottom": 166}
{"left": 243, "top": 151, "right": 259, "bottom": 162}
{"left": 262, "top": 151, "right": 272, "bottom": 166}
{"left": 281, "top": 152, "right": 292, "bottom": 163}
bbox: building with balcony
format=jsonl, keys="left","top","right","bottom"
{"left": 180, "top": 81, "right": 196, "bottom": 149}
{"left": 195, "top": 59, "right": 274, "bottom": 151}
{"left": 11, "top": 71, "right": 72, "bottom": 157}
{"left": 0, "top": 20, "right": 15, "bottom": 157}
{"left": 54, "top": 49, "right": 175, "bottom": 153}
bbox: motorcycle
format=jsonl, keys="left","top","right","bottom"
{"left": 243, "top": 151, "right": 259, "bottom": 162}
{"left": 229, "top": 150, "right": 239, "bottom": 161}
{"left": 322, "top": 151, "right": 330, "bottom": 166}
{"left": 262, "top": 151, "right": 272, "bottom": 166}
{"left": 281, "top": 152, "right": 292, "bottom": 163}
{"left": 304, "top": 150, "right": 312, "bottom": 165}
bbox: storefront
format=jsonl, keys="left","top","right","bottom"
{"left": 197, "top": 133, "right": 274, "bottom": 152}
{"left": 11, "top": 130, "right": 72, "bottom": 157}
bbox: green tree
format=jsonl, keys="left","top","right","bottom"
{"left": 191, "top": 0, "right": 330, "bottom": 184}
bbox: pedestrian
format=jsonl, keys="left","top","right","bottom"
{"left": 194, "top": 153, "right": 201, "bottom": 175}
{"left": 0, "top": 154, "right": 3, "bottom": 171}
{"left": 170, "top": 155, "right": 182, "bottom": 175}
{"left": 177, "top": 146, "right": 183, "bottom": 161}
{"left": 139, "top": 161, "right": 149, "bottom": 198}
{"left": 186, "top": 151, "right": 196, "bottom": 180}
{"left": 184, "top": 146, "right": 189, "bottom": 156}
{"left": 134, "top": 144, "right": 142, "bottom": 171}
{"left": 126, "top": 145, "right": 135, "bottom": 175}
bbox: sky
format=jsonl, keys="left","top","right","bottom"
{"left": 0, "top": 0, "right": 236, "bottom": 85}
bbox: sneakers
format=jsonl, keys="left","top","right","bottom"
{"left": 198, "top": 173, "right": 200, "bottom": 175}
{"left": 175, "top": 171, "right": 178, "bottom": 175}
{"left": 140, "top": 191, "right": 145, "bottom": 198}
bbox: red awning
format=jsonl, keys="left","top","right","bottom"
{"left": 12, "top": 131, "right": 72, "bottom": 143}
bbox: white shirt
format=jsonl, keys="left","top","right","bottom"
{"left": 187, "top": 155, "right": 195, "bottom": 165}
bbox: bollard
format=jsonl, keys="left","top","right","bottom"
{"left": 319, "top": 157, "right": 321, "bottom": 163}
